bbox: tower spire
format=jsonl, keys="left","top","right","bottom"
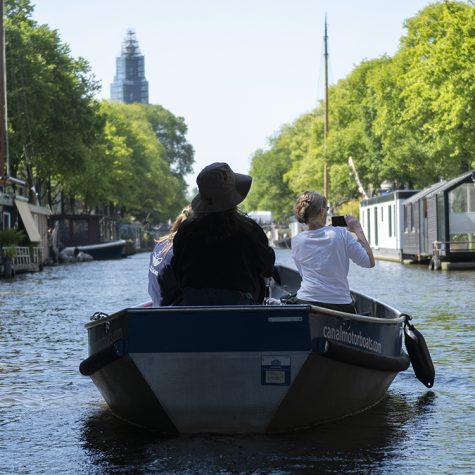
{"left": 110, "top": 29, "right": 149, "bottom": 104}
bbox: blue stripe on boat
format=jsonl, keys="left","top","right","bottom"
{"left": 126, "top": 306, "right": 311, "bottom": 353}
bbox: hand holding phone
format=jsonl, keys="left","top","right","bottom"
{"left": 331, "top": 215, "right": 347, "bottom": 227}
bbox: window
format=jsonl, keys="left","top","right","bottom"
{"left": 2, "top": 211, "right": 11, "bottom": 230}
{"left": 367, "top": 208, "right": 371, "bottom": 243}
{"left": 73, "top": 220, "right": 89, "bottom": 242}
{"left": 449, "top": 182, "right": 475, "bottom": 213}
{"left": 388, "top": 205, "right": 392, "bottom": 237}
{"left": 448, "top": 182, "right": 475, "bottom": 244}
{"left": 374, "top": 207, "right": 379, "bottom": 246}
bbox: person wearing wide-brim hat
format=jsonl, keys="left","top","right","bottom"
{"left": 172, "top": 162, "right": 275, "bottom": 306}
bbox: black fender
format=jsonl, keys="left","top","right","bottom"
{"left": 79, "top": 339, "right": 126, "bottom": 376}
{"left": 403, "top": 315, "right": 435, "bottom": 388}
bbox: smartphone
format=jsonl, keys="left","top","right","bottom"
{"left": 331, "top": 215, "right": 347, "bottom": 227}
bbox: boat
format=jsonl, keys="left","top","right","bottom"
{"left": 61, "top": 239, "right": 126, "bottom": 261}
{"left": 50, "top": 214, "right": 126, "bottom": 260}
{"left": 79, "top": 264, "right": 434, "bottom": 434}
{"left": 273, "top": 236, "right": 291, "bottom": 249}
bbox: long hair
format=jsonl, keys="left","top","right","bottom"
{"left": 294, "top": 191, "right": 327, "bottom": 224}
{"left": 156, "top": 205, "right": 191, "bottom": 253}
{"left": 187, "top": 206, "right": 252, "bottom": 240}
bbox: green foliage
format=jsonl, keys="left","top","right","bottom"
{"left": 105, "top": 102, "right": 188, "bottom": 221}
{"left": 6, "top": 0, "right": 103, "bottom": 201}
{"left": 248, "top": 1, "right": 475, "bottom": 216}
{"left": 143, "top": 105, "right": 194, "bottom": 177}
{"left": 244, "top": 113, "right": 317, "bottom": 220}
{"left": 4, "top": 0, "right": 193, "bottom": 224}
{"left": 335, "top": 199, "right": 360, "bottom": 219}
{"left": 0, "top": 228, "right": 25, "bottom": 246}
{"left": 2, "top": 245, "right": 17, "bottom": 258}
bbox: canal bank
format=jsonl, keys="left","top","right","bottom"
{"left": 1, "top": 251, "right": 474, "bottom": 474}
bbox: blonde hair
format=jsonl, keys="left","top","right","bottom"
{"left": 294, "top": 191, "right": 327, "bottom": 224}
{"left": 156, "top": 205, "right": 191, "bottom": 252}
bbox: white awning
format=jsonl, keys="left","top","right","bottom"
{"left": 14, "top": 199, "right": 41, "bottom": 242}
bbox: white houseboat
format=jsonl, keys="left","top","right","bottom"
{"left": 360, "top": 190, "right": 418, "bottom": 262}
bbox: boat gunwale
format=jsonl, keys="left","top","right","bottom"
{"left": 84, "top": 298, "right": 405, "bottom": 330}
{"left": 84, "top": 304, "right": 311, "bottom": 329}
{"left": 309, "top": 304, "right": 405, "bottom": 325}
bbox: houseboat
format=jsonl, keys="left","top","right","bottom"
{"left": 0, "top": 176, "right": 51, "bottom": 276}
{"left": 402, "top": 170, "right": 475, "bottom": 269}
{"left": 360, "top": 190, "right": 418, "bottom": 262}
{"left": 50, "top": 214, "right": 126, "bottom": 260}
{"left": 359, "top": 171, "right": 475, "bottom": 269}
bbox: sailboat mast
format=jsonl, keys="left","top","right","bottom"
{"left": 323, "top": 16, "right": 329, "bottom": 197}
{"left": 0, "top": 0, "right": 8, "bottom": 178}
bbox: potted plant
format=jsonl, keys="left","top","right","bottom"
{"left": 0, "top": 229, "right": 25, "bottom": 277}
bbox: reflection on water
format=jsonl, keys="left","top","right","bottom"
{"left": 81, "top": 392, "right": 426, "bottom": 474}
{"left": 1, "top": 252, "right": 474, "bottom": 474}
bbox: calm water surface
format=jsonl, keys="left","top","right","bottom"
{"left": 0, "top": 250, "right": 474, "bottom": 474}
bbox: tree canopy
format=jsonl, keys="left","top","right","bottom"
{"left": 245, "top": 1, "right": 475, "bottom": 218}
{"left": 4, "top": 0, "right": 193, "bottom": 223}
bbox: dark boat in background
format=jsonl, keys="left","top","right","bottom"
{"left": 65, "top": 239, "right": 126, "bottom": 260}
{"left": 273, "top": 236, "right": 291, "bottom": 249}
{"left": 50, "top": 214, "right": 126, "bottom": 260}
{"left": 79, "top": 265, "right": 434, "bottom": 434}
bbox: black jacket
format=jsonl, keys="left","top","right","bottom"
{"left": 172, "top": 215, "right": 275, "bottom": 297}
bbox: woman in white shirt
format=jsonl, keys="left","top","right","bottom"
{"left": 291, "top": 191, "right": 375, "bottom": 313}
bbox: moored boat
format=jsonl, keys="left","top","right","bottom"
{"left": 62, "top": 239, "right": 126, "bottom": 260}
{"left": 79, "top": 265, "right": 434, "bottom": 434}
{"left": 50, "top": 214, "right": 126, "bottom": 261}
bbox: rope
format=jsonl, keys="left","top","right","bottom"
{"left": 90, "top": 311, "right": 110, "bottom": 321}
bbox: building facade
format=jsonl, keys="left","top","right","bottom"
{"left": 110, "top": 30, "right": 149, "bottom": 104}
{"left": 360, "top": 190, "right": 418, "bottom": 261}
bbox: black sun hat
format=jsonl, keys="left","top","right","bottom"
{"left": 192, "top": 162, "right": 252, "bottom": 213}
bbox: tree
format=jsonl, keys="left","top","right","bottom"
{"left": 247, "top": 1, "right": 475, "bottom": 212}
{"left": 5, "top": 0, "right": 103, "bottom": 205}
{"left": 245, "top": 113, "right": 316, "bottom": 220}
{"left": 374, "top": 1, "right": 475, "bottom": 184}
{"left": 86, "top": 101, "right": 187, "bottom": 223}
{"left": 143, "top": 105, "right": 194, "bottom": 177}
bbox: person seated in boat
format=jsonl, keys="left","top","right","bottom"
{"left": 148, "top": 206, "right": 191, "bottom": 306}
{"left": 291, "top": 191, "right": 375, "bottom": 313}
{"left": 172, "top": 162, "right": 275, "bottom": 305}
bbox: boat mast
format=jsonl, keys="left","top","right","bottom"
{"left": 0, "top": 0, "right": 8, "bottom": 178}
{"left": 323, "top": 15, "right": 329, "bottom": 197}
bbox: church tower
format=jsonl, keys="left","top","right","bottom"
{"left": 110, "top": 30, "right": 149, "bottom": 104}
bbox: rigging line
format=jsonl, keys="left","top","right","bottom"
{"left": 315, "top": 25, "right": 334, "bottom": 104}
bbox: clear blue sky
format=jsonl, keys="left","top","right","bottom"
{"left": 32, "top": 0, "right": 438, "bottom": 190}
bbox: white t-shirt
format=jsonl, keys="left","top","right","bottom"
{"left": 291, "top": 226, "right": 371, "bottom": 304}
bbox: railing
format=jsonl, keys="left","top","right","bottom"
{"left": 1, "top": 246, "right": 42, "bottom": 274}
{"left": 435, "top": 240, "right": 475, "bottom": 256}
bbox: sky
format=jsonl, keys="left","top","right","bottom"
{"left": 32, "top": 0, "right": 438, "bottom": 191}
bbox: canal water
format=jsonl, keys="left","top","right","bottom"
{"left": 0, "top": 250, "right": 473, "bottom": 474}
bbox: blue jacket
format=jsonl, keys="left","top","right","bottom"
{"left": 148, "top": 239, "right": 181, "bottom": 306}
